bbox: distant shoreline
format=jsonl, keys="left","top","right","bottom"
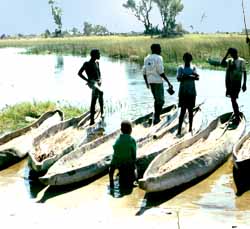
{"left": 0, "top": 34, "right": 249, "bottom": 72}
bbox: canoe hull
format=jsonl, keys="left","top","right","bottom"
{"left": 232, "top": 131, "right": 250, "bottom": 195}
{"left": 40, "top": 104, "right": 179, "bottom": 186}
{"left": 28, "top": 111, "right": 91, "bottom": 174}
{"left": 139, "top": 112, "right": 246, "bottom": 193}
{"left": 0, "top": 110, "right": 63, "bottom": 170}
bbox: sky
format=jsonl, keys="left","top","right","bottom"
{"left": 0, "top": 0, "right": 249, "bottom": 35}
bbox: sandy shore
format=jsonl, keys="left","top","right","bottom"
{"left": 0, "top": 158, "right": 250, "bottom": 228}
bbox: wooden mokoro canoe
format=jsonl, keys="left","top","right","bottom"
{"left": 0, "top": 110, "right": 63, "bottom": 170}
{"left": 233, "top": 131, "right": 250, "bottom": 170}
{"left": 139, "top": 112, "right": 246, "bottom": 193}
{"left": 136, "top": 104, "right": 203, "bottom": 177}
{"left": 39, "top": 104, "right": 178, "bottom": 185}
{"left": 232, "top": 131, "right": 250, "bottom": 196}
{"left": 28, "top": 110, "right": 101, "bottom": 174}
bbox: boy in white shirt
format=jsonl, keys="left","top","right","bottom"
{"left": 143, "top": 44, "right": 173, "bottom": 125}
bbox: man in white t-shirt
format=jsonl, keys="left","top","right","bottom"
{"left": 143, "top": 43, "right": 173, "bottom": 125}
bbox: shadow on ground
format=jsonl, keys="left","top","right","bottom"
{"left": 135, "top": 172, "right": 215, "bottom": 216}
{"left": 26, "top": 170, "right": 108, "bottom": 203}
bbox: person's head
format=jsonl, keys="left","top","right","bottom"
{"left": 151, "top": 43, "right": 161, "bottom": 55}
{"left": 90, "top": 49, "right": 100, "bottom": 60}
{"left": 121, "top": 120, "right": 132, "bottom": 135}
{"left": 183, "top": 52, "right": 193, "bottom": 64}
{"left": 228, "top": 47, "right": 238, "bottom": 59}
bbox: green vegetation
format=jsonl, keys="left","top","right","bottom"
{"left": 0, "top": 34, "right": 249, "bottom": 71}
{"left": 0, "top": 101, "right": 86, "bottom": 135}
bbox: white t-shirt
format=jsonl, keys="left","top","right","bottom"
{"left": 142, "top": 54, "right": 164, "bottom": 84}
{"left": 226, "top": 57, "right": 246, "bottom": 81}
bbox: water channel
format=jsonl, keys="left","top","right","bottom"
{"left": 0, "top": 48, "right": 250, "bottom": 226}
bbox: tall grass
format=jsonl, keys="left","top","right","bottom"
{"left": 0, "top": 34, "right": 249, "bottom": 69}
{"left": 0, "top": 101, "right": 86, "bottom": 135}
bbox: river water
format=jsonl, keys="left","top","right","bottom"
{"left": 0, "top": 48, "right": 250, "bottom": 226}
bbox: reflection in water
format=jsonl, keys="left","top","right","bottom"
{"left": 55, "top": 56, "right": 64, "bottom": 74}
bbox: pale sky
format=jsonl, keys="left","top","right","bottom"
{"left": 0, "top": 0, "right": 249, "bottom": 35}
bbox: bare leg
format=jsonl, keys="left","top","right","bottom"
{"left": 178, "top": 107, "right": 186, "bottom": 135}
{"left": 98, "top": 90, "right": 104, "bottom": 116}
{"left": 231, "top": 97, "right": 240, "bottom": 123}
{"left": 109, "top": 166, "right": 115, "bottom": 189}
{"left": 188, "top": 107, "right": 193, "bottom": 132}
{"left": 90, "top": 91, "right": 98, "bottom": 125}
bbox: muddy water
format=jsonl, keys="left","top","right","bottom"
{"left": 0, "top": 159, "right": 250, "bottom": 228}
{"left": 1, "top": 48, "right": 250, "bottom": 226}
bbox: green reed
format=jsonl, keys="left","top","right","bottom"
{"left": 0, "top": 34, "right": 248, "bottom": 69}
{"left": 0, "top": 101, "right": 86, "bottom": 134}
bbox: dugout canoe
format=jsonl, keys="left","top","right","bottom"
{"left": 139, "top": 112, "right": 246, "bottom": 193}
{"left": 28, "top": 110, "right": 103, "bottom": 174}
{"left": 39, "top": 104, "right": 178, "bottom": 185}
{"left": 136, "top": 104, "right": 203, "bottom": 177}
{"left": 0, "top": 110, "right": 63, "bottom": 170}
{"left": 232, "top": 131, "right": 250, "bottom": 170}
{"left": 232, "top": 131, "right": 250, "bottom": 196}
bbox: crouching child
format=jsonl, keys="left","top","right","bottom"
{"left": 109, "top": 120, "right": 137, "bottom": 190}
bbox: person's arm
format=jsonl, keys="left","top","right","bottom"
{"left": 160, "top": 73, "right": 173, "bottom": 88}
{"left": 143, "top": 74, "right": 150, "bottom": 89}
{"left": 157, "top": 56, "right": 173, "bottom": 88}
{"left": 221, "top": 49, "right": 230, "bottom": 68}
{"left": 142, "top": 63, "right": 150, "bottom": 89}
{"left": 242, "top": 70, "right": 247, "bottom": 92}
{"left": 132, "top": 138, "right": 137, "bottom": 162}
{"left": 78, "top": 63, "right": 89, "bottom": 83}
{"left": 191, "top": 66, "right": 199, "bottom": 80}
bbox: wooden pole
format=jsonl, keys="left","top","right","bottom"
{"left": 242, "top": 0, "right": 250, "bottom": 56}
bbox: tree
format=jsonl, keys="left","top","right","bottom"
{"left": 153, "top": 0, "right": 184, "bottom": 35}
{"left": 83, "top": 22, "right": 93, "bottom": 36}
{"left": 93, "top": 25, "right": 109, "bottom": 35}
{"left": 44, "top": 29, "right": 51, "bottom": 38}
{"left": 48, "top": 0, "right": 63, "bottom": 37}
{"left": 83, "top": 22, "right": 109, "bottom": 35}
{"left": 71, "top": 27, "right": 79, "bottom": 35}
{"left": 123, "top": 0, "right": 153, "bottom": 34}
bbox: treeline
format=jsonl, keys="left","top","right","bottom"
{"left": 45, "top": 0, "right": 185, "bottom": 38}
{"left": 123, "top": 0, "right": 185, "bottom": 36}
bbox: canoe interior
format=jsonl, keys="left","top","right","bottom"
{"left": 0, "top": 110, "right": 64, "bottom": 170}
{"left": 39, "top": 104, "right": 178, "bottom": 185}
{"left": 139, "top": 112, "right": 245, "bottom": 192}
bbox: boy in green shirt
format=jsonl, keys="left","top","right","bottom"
{"left": 109, "top": 120, "right": 137, "bottom": 190}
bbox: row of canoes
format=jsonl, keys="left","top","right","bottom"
{"left": 0, "top": 104, "right": 248, "bottom": 194}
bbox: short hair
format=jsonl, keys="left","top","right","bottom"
{"left": 90, "top": 48, "right": 100, "bottom": 57}
{"left": 228, "top": 47, "right": 238, "bottom": 56}
{"left": 121, "top": 120, "right": 132, "bottom": 134}
{"left": 183, "top": 52, "right": 193, "bottom": 62}
{"left": 151, "top": 43, "right": 161, "bottom": 53}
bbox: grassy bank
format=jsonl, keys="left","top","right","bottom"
{"left": 0, "top": 34, "right": 249, "bottom": 71}
{"left": 0, "top": 101, "right": 86, "bottom": 135}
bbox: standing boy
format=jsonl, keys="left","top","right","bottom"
{"left": 78, "top": 49, "right": 104, "bottom": 125}
{"left": 177, "top": 52, "right": 199, "bottom": 136}
{"left": 143, "top": 44, "right": 173, "bottom": 125}
{"left": 221, "top": 48, "right": 247, "bottom": 125}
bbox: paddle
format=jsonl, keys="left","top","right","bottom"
{"left": 218, "top": 109, "right": 243, "bottom": 139}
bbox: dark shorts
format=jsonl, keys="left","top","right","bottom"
{"left": 178, "top": 95, "right": 196, "bottom": 109}
{"left": 226, "top": 81, "right": 241, "bottom": 99}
